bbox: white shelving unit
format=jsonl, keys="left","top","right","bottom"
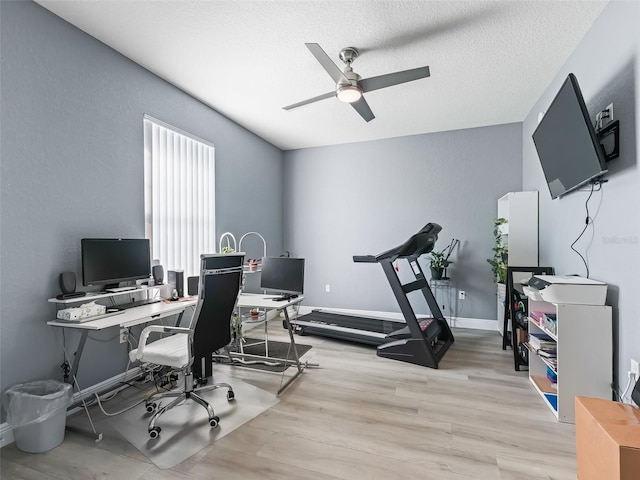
{"left": 496, "top": 191, "right": 539, "bottom": 335}
{"left": 526, "top": 296, "right": 612, "bottom": 423}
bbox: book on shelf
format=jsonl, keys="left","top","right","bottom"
{"left": 529, "top": 311, "right": 545, "bottom": 322}
{"left": 528, "top": 333, "right": 556, "bottom": 350}
{"left": 537, "top": 348, "right": 557, "bottom": 358}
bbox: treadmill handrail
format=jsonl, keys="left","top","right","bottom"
{"left": 353, "top": 223, "right": 442, "bottom": 263}
{"left": 353, "top": 255, "right": 377, "bottom": 263}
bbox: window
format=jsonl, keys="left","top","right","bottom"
{"left": 143, "top": 115, "right": 215, "bottom": 278}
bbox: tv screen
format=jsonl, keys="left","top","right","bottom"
{"left": 81, "top": 238, "right": 151, "bottom": 287}
{"left": 532, "top": 73, "right": 607, "bottom": 199}
{"left": 260, "top": 257, "right": 305, "bottom": 296}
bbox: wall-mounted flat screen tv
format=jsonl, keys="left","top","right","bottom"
{"left": 532, "top": 73, "right": 608, "bottom": 199}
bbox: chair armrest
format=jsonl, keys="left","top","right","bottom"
{"left": 136, "top": 325, "right": 192, "bottom": 361}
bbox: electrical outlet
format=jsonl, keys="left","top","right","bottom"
{"left": 596, "top": 103, "right": 614, "bottom": 129}
{"left": 458, "top": 290, "right": 466, "bottom": 300}
{"left": 605, "top": 103, "right": 614, "bottom": 123}
{"left": 325, "top": 284, "right": 331, "bottom": 293}
{"left": 631, "top": 359, "right": 639, "bottom": 377}
{"left": 120, "top": 327, "right": 128, "bottom": 344}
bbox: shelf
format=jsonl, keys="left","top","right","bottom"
{"left": 243, "top": 266, "right": 262, "bottom": 274}
{"left": 530, "top": 374, "right": 558, "bottom": 414}
{"left": 241, "top": 311, "right": 266, "bottom": 323}
{"left": 48, "top": 286, "right": 158, "bottom": 304}
{"left": 528, "top": 315, "right": 558, "bottom": 341}
{"left": 527, "top": 297, "right": 612, "bottom": 423}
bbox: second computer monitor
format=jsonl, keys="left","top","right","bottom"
{"left": 260, "top": 257, "right": 305, "bottom": 297}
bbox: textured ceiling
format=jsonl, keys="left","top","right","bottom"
{"left": 36, "top": 0, "right": 608, "bottom": 150}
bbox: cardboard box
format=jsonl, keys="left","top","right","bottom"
{"left": 575, "top": 396, "right": 640, "bottom": 480}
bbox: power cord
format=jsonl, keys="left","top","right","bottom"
{"left": 618, "top": 371, "right": 636, "bottom": 403}
{"left": 570, "top": 183, "right": 596, "bottom": 278}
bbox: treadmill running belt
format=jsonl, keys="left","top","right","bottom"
{"left": 296, "top": 311, "right": 402, "bottom": 335}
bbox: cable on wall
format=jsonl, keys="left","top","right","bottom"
{"left": 570, "top": 181, "right": 605, "bottom": 278}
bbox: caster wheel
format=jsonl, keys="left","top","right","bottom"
{"left": 149, "top": 426, "right": 161, "bottom": 439}
{"left": 227, "top": 390, "right": 235, "bottom": 401}
{"left": 146, "top": 402, "right": 157, "bottom": 413}
{"left": 209, "top": 416, "right": 220, "bottom": 428}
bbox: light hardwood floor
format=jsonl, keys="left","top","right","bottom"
{"left": 1, "top": 326, "right": 577, "bottom": 479}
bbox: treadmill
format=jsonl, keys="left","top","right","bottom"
{"left": 292, "top": 223, "right": 454, "bottom": 368}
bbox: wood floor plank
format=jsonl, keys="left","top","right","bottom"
{"left": 187, "top": 444, "right": 342, "bottom": 480}
{"left": 1, "top": 328, "right": 580, "bottom": 479}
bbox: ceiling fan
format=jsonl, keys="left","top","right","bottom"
{"left": 283, "top": 43, "right": 430, "bottom": 122}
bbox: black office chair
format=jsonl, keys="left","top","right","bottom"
{"left": 130, "top": 253, "right": 244, "bottom": 439}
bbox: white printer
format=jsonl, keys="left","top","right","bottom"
{"left": 523, "top": 275, "right": 608, "bottom": 305}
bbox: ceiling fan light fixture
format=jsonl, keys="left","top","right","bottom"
{"left": 336, "top": 84, "right": 362, "bottom": 103}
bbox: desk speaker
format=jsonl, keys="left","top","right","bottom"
{"left": 57, "top": 272, "right": 86, "bottom": 300}
{"left": 59, "top": 272, "right": 76, "bottom": 294}
{"left": 152, "top": 265, "right": 164, "bottom": 285}
{"left": 187, "top": 276, "right": 199, "bottom": 296}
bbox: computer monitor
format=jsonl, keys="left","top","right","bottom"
{"left": 260, "top": 257, "right": 305, "bottom": 298}
{"left": 81, "top": 238, "right": 151, "bottom": 288}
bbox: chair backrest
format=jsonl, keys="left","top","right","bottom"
{"left": 190, "top": 253, "right": 244, "bottom": 359}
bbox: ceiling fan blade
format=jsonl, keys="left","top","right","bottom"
{"left": 359, "top": 66, "right": 430, "bottom": 93}
{"left": 305, "top": 43, "right": 348, "bottom": 85}
{"left": 351, "top": 96, "right": 375, "bottom": 122}
{"left": 282, "top": 91, "right": 336, "bottom": 111}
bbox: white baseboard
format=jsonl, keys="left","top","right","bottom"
{"left": 0, "top": 367, "right": 142, "bottom": 449}
{"left": 299, "top": 305, "right": 498, "bottom": 331}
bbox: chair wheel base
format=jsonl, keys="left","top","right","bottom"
{"left": 149, "top": 426, "right": 161, "bottom": 439}
{"left": 227, "top": 390, "right": 235, "bottom": 401}
{"left": 209, "top": 416, "right": 220, "bottom": 428}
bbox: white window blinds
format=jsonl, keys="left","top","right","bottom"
{"left": 143, "top": 116, "right": 215, "bottom": 278}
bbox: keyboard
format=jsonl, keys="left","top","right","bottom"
{"left": 115, "top": 299, "right": 161, "bottom": 310}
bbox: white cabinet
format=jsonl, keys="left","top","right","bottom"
{"left": 496, "top": 191, "right": 538, "bottom": 334}
{"left": 526, "top": 297, "right": 612, "bottom": 423}
{"left": 497, "top": 191, "right": 538, "bottom": 266}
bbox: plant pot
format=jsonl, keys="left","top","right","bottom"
{"left": 430, "top": 267, "right": 444, "bottom": 280}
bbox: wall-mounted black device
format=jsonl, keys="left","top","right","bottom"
{"left": 532, "top": 73, "right": 610, "bottom": 199}
{"left": 596, "top": 119, "right": 620, "bottom": 162}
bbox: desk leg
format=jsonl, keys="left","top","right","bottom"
{"left": 69, "top": 330, "right": 89, "bottom": 382}
{"left": 277, "top": 307, "right": 304, "bottom": 395}
{"left": 62, "top": 330, "right": 103, "bottom": 442}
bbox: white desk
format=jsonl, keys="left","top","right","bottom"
{"left": 47, "top": 298, "right": 197, "bottom": 380}
{"left": 234, "top": 294, "right": 309, "bottom": 394}
{"left": 47, "top": 293, "right": 309, "bottom": 394}
{"left": 47, "top": 299, "right": 196, "bottom": 330}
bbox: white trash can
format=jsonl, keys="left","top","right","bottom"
{"left": 3, "top": 380, "right": 73, "bottom": 453}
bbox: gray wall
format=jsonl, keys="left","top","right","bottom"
{"left": 523, "top": 1, "right": 639, "bottom": 396}
{"left": 283, "top": 123, "right": 523, "bottom": 321}
{"left": 0, "top": 0, "right": 284, "bottom": 410}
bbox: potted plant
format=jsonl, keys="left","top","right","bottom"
{"left": 487, "top": 217, "right": 508, "bottom": 284}
{"left": 428, "top": 239, "right": 459, "bottom": 280}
